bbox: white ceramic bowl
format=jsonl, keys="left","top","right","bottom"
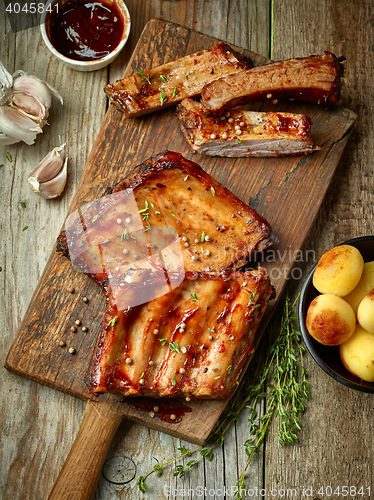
{"left": 40, "top": 0, "right": 131, "bottom": 71}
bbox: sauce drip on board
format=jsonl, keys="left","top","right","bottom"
{"left": 125, "top": 397, "right": 193, "bottom": 424}
{"left": 48, "top": 0, "right": 124, "bottom": 61}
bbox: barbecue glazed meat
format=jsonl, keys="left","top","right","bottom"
{"left": 57, "top": 151, "right": 274, "bottom": 399}
{"left": 176, "top": 98, "right": 320, "bottom": 157}
{"left": 57, "top": 151, "right": 272, "bottom": 279}
{"left": 200, "top": 52, "right": 344, "bottom": 117}
{"left": 104, "top": 42, "right": 252, "bottom": 118}
{"left": 89, "top": 269, "right": 274, "bottom": 399}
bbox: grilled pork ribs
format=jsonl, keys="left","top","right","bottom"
{"left": 57, "top": 151, "right": 274, "bottom": 399}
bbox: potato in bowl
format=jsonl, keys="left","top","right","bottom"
{"left": 299, "top": 236, "right": 374, "bottom": 393}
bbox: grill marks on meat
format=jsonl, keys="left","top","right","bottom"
{"left": 200, "top": 52, "right": 344, "bottom": 117}
{"left": 90, "top": 269, "right": 274, "bottom": 399}
{"left": 57, "top": 151, "right": 272, "bottom": 278}
{"left": 57, "top": 151, "right": 274, "bottom": 399}
{"left": 104, "top": 42, "right": 253, "bottom": 118}
{"left": 176, "top": 98, "right": 320, "bottom": 157}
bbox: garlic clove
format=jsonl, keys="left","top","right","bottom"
{"left": 0, "top": 132, "right": 20, "bottom": 145}
{"left": 0, "top": 105, "right": 42, "bottom": 145}
{"left": 31, "top": 157, "right": 68, "bottom": 199}
{"left": 13, "top": 74, "right": 51, "bottom": 112}
{"left": 11, "top": 91, "right": 47, "bottom": 125}
{"left": 28, "top": 144, "right": 66, "bottom": 184}
{"left": 13, "top": 72, "right": 63, "bottom": 106}
{"left": 0, "top": 61, "right": 13, "bottom": 105}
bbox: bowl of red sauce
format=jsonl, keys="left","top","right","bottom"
{"left": 41, "top": 0, "right": 130, "bottom": 71}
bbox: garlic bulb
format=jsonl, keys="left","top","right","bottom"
{"left": 28, "top": 144, "right": 68, "bottom": 199}
{"left": 0, "top": 61, "right": 63, "bottom": 145}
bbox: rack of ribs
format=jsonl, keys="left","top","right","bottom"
{"left": 57, "top": 151, "right": 275, "bottom": 399}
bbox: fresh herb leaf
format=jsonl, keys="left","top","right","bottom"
{"left": 200, "top": 448, "right": 213, "bottom": 460}
{"left": 0, "top": 266, "right": 2, "bottom": 272}
{"left": 160, "top": 74, "right": 168, "bottom": 83}
{"left": 6, "top": 152, "right": 12, "bottom": 162}
{"left": 227, "top": 365, "right": 232, "bottom": 374}
{"left": 159, "top": 89, "right": 167, "bottom": 105}
{"left": 190, "top": 292, "right": 198, "bottom": 302}
{"left": 92, "top": 215, "right": 99, "bottom": 223}
{"left": 150, "top": 202, "right": 155, "bottom": 209}
{"left": 158, "top": 338, "right": 167, "bottom": 346}
{"left": 171, "top": 375, "right": 176, "bottom": 386}
{"left": 138, "top": 200, "right": 149, "bottom": 213}
{"left": 140, "top": 372, "right": 145, "bottom": 379}
{"left": 237, "top": 138, "right": 243, "bottom": 144}
{"left": 19, "top": 201, "right": 26, "bottom": 208}
{"left": 210, "top": 186, "right": 215, "bottom": 196}
{"left": 169, "top": 211, "right": 175, "bottom": 217}
{"left": 185, "top": 72, "right": 194, "bottom": 80}
{"left": 208, "top": 328, "right": 215, "bottom": 333}
{"left": 201, "top": 231, "right": 205, "bottom": 242}
{"left": 137, "top": 69, "right": 151, "bottom": 84}
{"left": 169, "top": 341, "right": 180, "bottom": 353}
{"left": 23, "top": 157, "right": 26, "bottom": 162}
{"left": 172, "top": 87, "right": 178, "bottom": 97}
{"left": 214, "top": 376, "right": 221, "bottom": 380}
{"left": 184, "top": 175, "right": 189, "bottom": 181}
{"left": 177, "top": 443, "right": 189, "bottom": 455}
{"left": 108, "top": 317, "right": 117, "bottom": 326}
{"left": 102, "top": 239, "right": 109, "bottom": 244}
{"left": 250, "top": 293, "right": 254, "bottom": 301}
{"left": 22, "top": 226, "right": 28, "bottom": 231}
{"left": 155, "top": 210, "right": 161, "bottom": 215}
{"left": 121, "top": 231, "right": 129, "bottom": 241}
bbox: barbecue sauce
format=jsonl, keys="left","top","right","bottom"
{"left": 126, "top": 398, "right": 192, "bottom": 424}
{"left": 48, "top": 0, "right": 125, "bottom": 61}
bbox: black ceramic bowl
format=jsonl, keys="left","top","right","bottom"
{"left": 299, "top": 235, "right": 374, "bottom": 393}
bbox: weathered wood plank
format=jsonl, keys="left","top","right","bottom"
{"left": 2, "top": 1, "right": 370, "bottom": 500}
{"left": 267, "top": 0, "right": 374, "bottom": 496}
{"left": 0, "top": 8, "right": 108, "bottom": 500}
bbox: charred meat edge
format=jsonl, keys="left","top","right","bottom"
{"left": 200, "top": 51, "right": 345, "bottom": 116}
{"left": 104, "top": 42, "right": 253, "bottom": 118}
{"left": 176, "top": 98, "right": 320, "bottom": 157}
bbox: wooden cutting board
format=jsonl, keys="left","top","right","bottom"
{"left": 6, "top": 18, "right": 356, "bottom": 451}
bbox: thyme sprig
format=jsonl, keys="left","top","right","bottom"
{"left": 137, "top": 295, "right": 309, "bottom": 494}
{"left": 137, "top": 69, "right": 151, "bottom": 84}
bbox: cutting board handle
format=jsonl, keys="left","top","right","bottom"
{"left": 48, "top": 400, "right": 124, "bottom": 500}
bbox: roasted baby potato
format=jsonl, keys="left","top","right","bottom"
{"left": 312, "top": 245, "right": 364, "bottom": 297}
{"left": 306, "top": 293, "right": 356, "bottom": 346}
{"left": 345, "top": 261, "right": 374, "bottom": 313}
{"left": 339, "top": 324, "right": 374, "bottom": 382}
{"left": 357, "top": 289, "right": 374, "bottom": 333}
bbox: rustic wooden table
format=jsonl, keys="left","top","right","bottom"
{"left": 1, "top": 1, "right": 373, "bottom": 499}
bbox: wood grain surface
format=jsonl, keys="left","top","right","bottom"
{"left": 4, "top": 17, "right": 356, "bottom": 445}
{"left": 1, "top": 2, "right": 373, "bottom": 500}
